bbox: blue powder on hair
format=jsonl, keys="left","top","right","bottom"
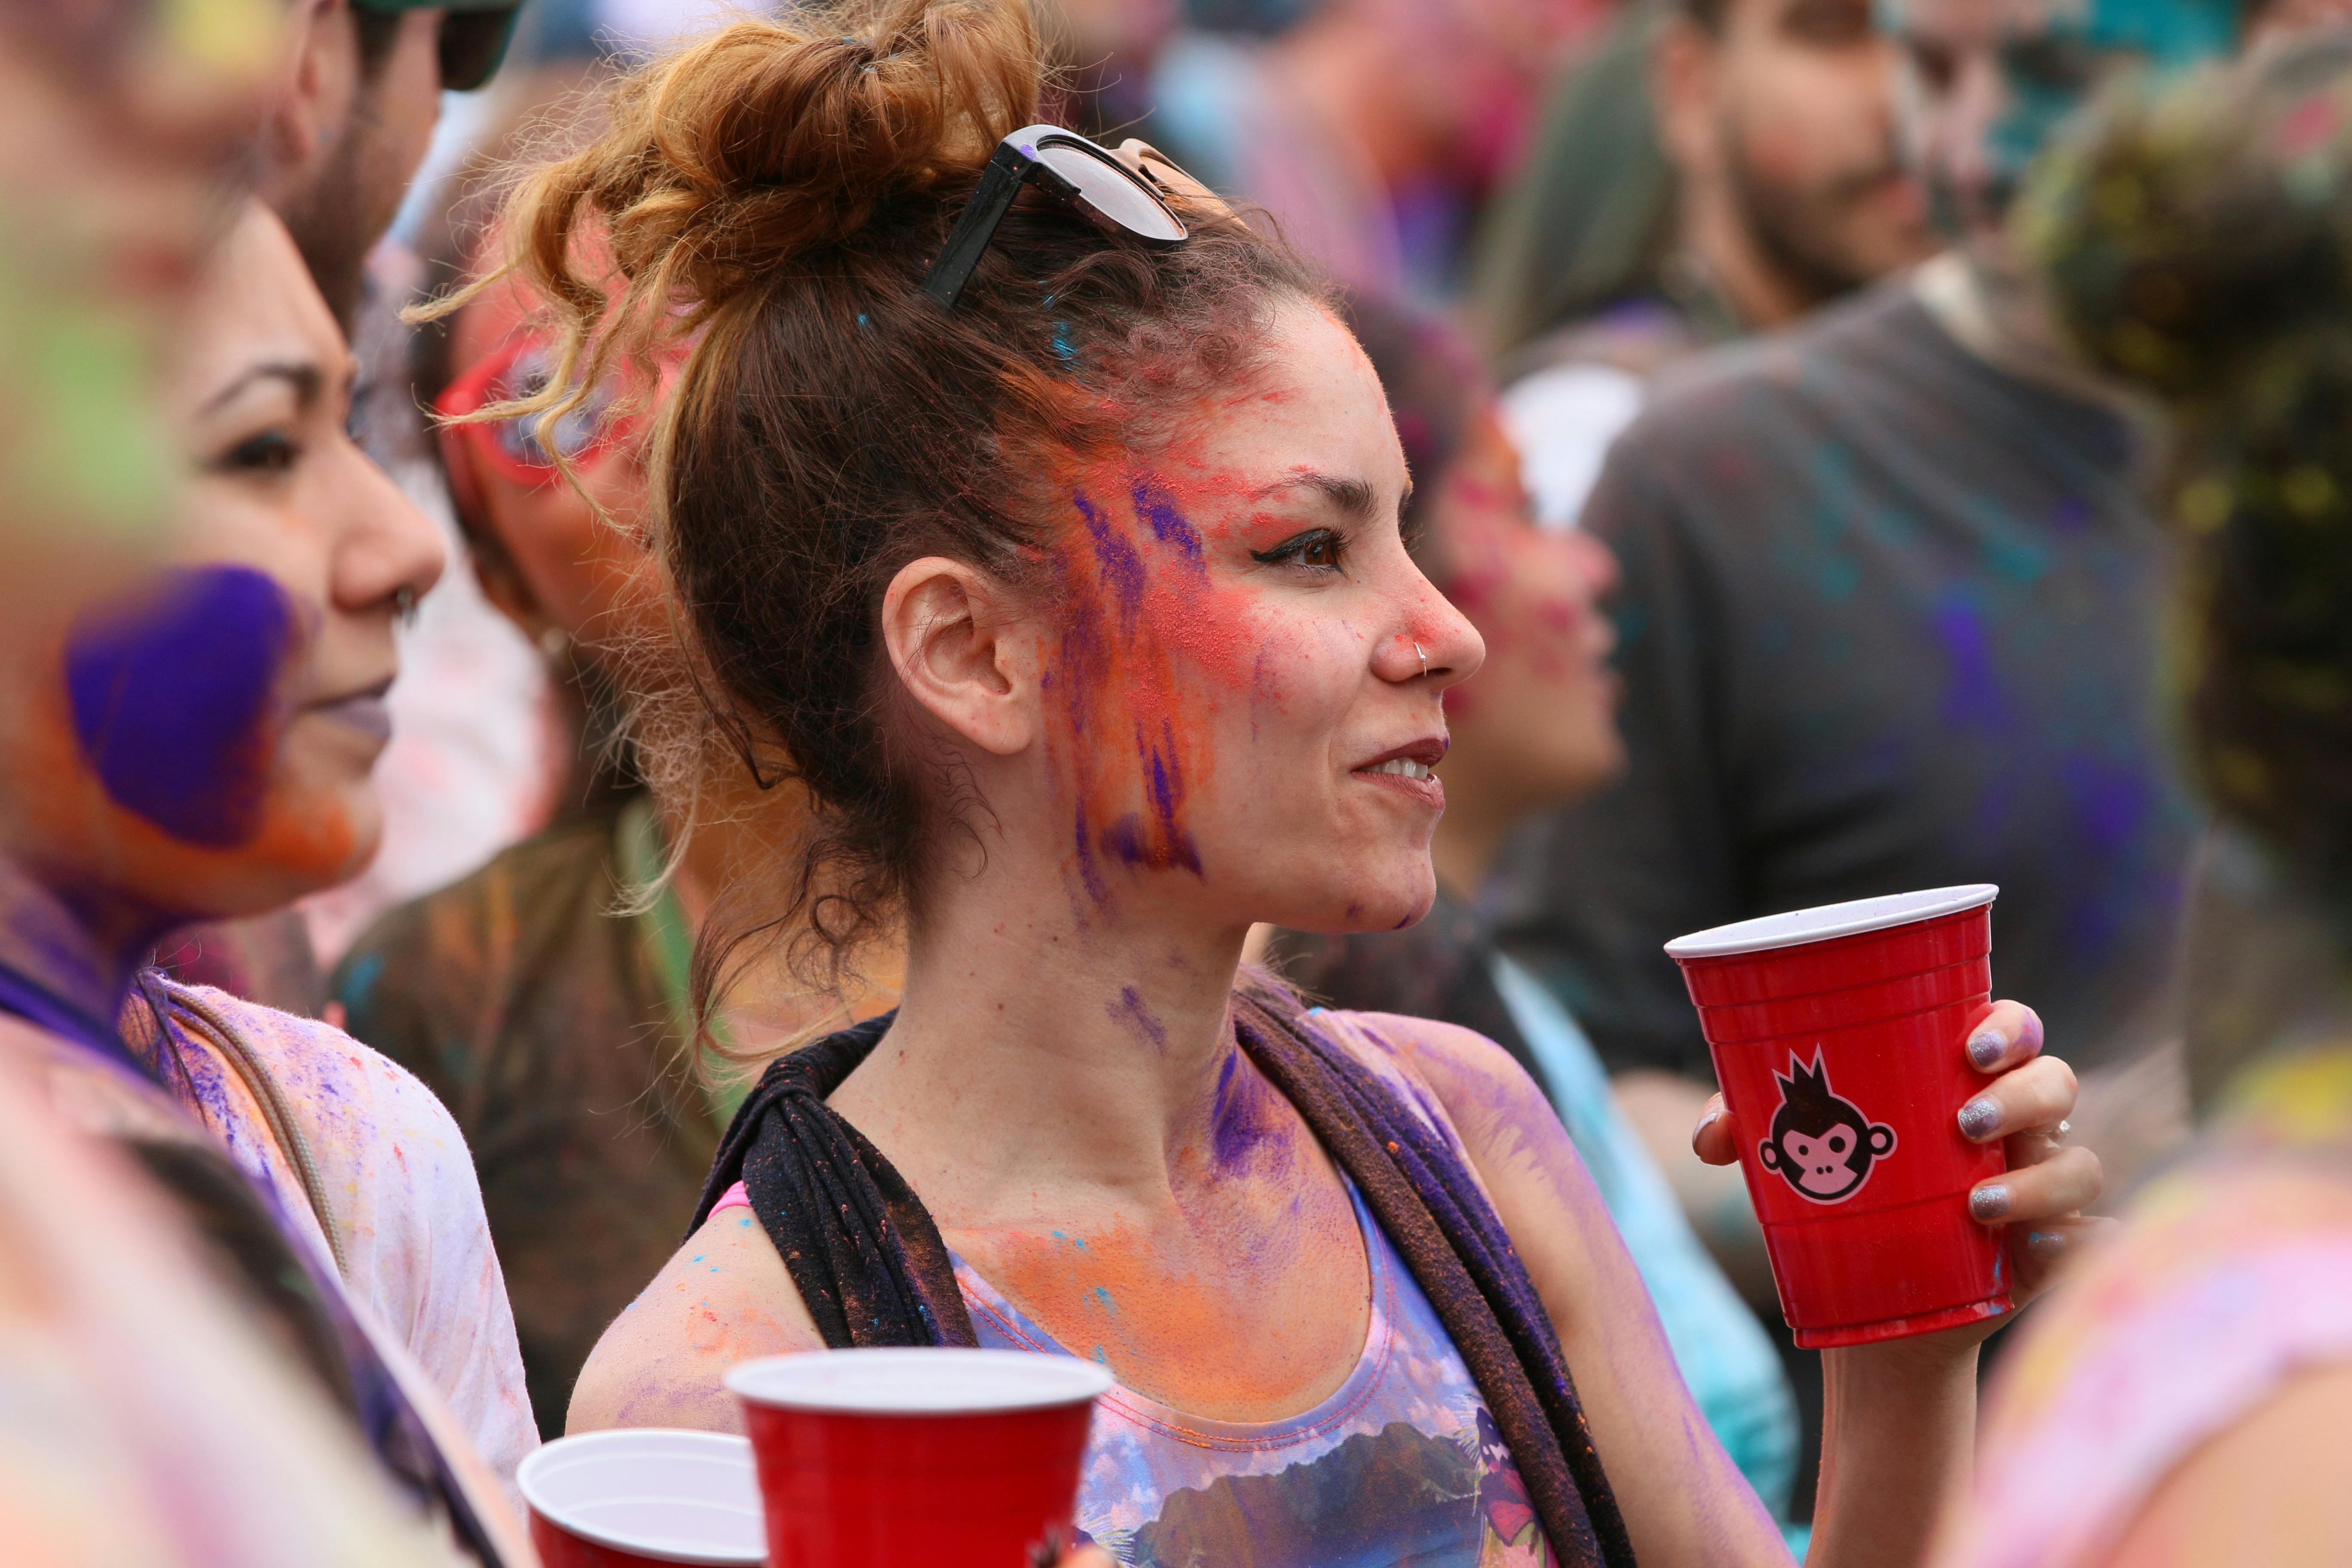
{"left": 64, "top": 564, "right": 295, "bottom": 848}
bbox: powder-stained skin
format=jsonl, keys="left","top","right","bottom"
{"left": 64, "top": 563, "right": 295, "bottom": 848}
{"left": 1044, "top": 466, "right": 1262, "bottom": 901}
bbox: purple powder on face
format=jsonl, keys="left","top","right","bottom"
{"left": 1075, "top": 490, "right": 1148, "bottom": 624}
{"left": 64, "top": 564, "right": 296, "bottom": 848}
{"left": 1130, "top": 478, "right": 1204, "bottom": 567}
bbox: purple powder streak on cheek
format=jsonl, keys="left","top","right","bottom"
{"left": 1074, "top": 490, "right": 1148, "bottom": 626}
{"left": 64, "top": 564, "right": 296, "bottom": 849}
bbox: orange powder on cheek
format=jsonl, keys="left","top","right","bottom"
{"left": 18, "top": 670, "right": 362, "bottom": 911}
{"left": 1043, "top": 465, "right": 1274, "bottom": 899}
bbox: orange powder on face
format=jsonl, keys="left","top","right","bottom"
{"left": 1041, "top": 462, "right": 1272, "bottom": 902}
{"left": 22, "top": 635, "right": 365, "bottom": 912}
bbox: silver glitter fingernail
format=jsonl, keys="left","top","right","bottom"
{"left": 1958, "top": 1096, "right": 2001, "bottom": 1140}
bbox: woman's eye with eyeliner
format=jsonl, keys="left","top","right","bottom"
{"left": 1251, "top": 527, "right": 1348, "bottom": 572}
{"left": 214, "top": 429, "right": 300, "bottom": 475}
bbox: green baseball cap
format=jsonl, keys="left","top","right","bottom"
{"left": 349, "top": 0, "right": 525, "bottom": 92}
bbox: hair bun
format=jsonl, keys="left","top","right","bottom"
{"left": 542, "top": 0, "right": 1043, "bottom": 317}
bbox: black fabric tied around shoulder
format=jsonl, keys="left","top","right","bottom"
{"left": 692, "top": 999, "right": 1638, "bottom": 1568}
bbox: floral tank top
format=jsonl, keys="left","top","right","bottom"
{"left": 953, "top": 1178, "right": 1553, "bottom": 1568}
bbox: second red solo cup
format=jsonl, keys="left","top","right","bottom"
{"left": 726, "top": 1346, "right": 1115, "bottom": 1568}
{"left": 1666, "top": 884, "right": 2011, "bottom": 1348}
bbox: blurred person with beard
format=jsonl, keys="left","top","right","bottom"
{"left": 1476, "top": 0, "right": 1936, "bottom": 527}
{"left": 1267, "top": 296, "right": 1807, "bottom": 1548}
{"left": 1147, "top": 0, "right": 1609, "bottom": 302}
{"left": 259, "top": 0, "right": 527, "bottom": 331}
{"left": 1491, "top": 0, "right": 2242, "bottom": 1302}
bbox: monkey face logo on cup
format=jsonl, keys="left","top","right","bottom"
{"left": 1757, "top": 1052, "right": 1897, "bottom": 1204}
{"left": 1667, "top": 885, "right": 2012, "bottom": 1347}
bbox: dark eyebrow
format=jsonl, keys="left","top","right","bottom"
{"left": 198, "top": 361, "right": 323, "bottom": 417}
{"left": 1250, "top": 469, "right": 1380, "bottom": 521}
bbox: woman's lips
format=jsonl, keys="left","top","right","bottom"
{"left": 1353, "top": 751, "right": 1446, "bottom": 809}
{"left": 309, "top": 692, "right": 393, "bottom": 746}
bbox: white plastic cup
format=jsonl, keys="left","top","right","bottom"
{"left": 517, "top": 1427, "right": 766, "bottom": 1567}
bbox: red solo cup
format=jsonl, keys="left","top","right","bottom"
{"left": 1666, "top": 884, "right": 2010, "bottom": 1348}
{"left": 725, "top": 1347, "right": 1114, "bottom": 1568}
{"left": 517, "top": 1428, "right": 766, "bottom": 1568}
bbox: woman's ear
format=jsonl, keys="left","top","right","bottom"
{"left": 882, "top": 556, "right": 1037, "bottom": 756}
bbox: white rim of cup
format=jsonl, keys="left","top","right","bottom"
{"left": 1663, "top": 884, "right": 1999, "bottom": 961}
{"left": 725, "top": 1347, "right": 1117, "bottom": 1415}
{"left": 515, "top": 1428, "right": 764, "bottom": 1566}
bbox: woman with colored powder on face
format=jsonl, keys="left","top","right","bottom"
{"left": 1266, "top": 295, "right": 1809, "bottom": 1550}
{"left": 0, "top": 196, "right": 536, "bottom": 1556}
{"left": 330, "top": 190, "right": 905, "bottom": 1438}
{"left": 0, "top": 7, "right": 515, "bottom": 1564}
{"left": 472, "top": 4, "right": 2095, "bottom": 1563}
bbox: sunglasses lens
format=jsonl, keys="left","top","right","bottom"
{"left": 1033, "top": 141, "right": 1188, "bottom": 243}
{"left": 439, "top": 7, "right": 517, "bottom": 92}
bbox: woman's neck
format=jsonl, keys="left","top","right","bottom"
{"left": 830, "top": 854, "right": 1251, "bottom": 1219}
{"left": 0, "top": 852, "right": 162, "bottom": 1029}
{"left": 662, "top": 775, "right": 904, "bottom": 1046}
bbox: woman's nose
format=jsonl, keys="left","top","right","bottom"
{"left": 1382, "top": 582, "right": 1485, "bottom": 689}
{"left": 333, "top": 445, "right": 445, "bottom": 621}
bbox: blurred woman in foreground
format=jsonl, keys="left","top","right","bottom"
{"left": 1932, "top": 32, "right": 2352, "bottom": 1566}
{"left": 0, "top": 197, "right": 532, "bottom": 1560}
{"left": 0, "top": 6, "right": 502, "bottom": 1561}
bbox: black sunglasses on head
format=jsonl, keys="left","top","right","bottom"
{"left": 922, "top": 125, "right": 1197, "bottom": 310}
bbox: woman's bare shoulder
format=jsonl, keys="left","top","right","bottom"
{"left": 1310, "top": 1008, "right": 1561, "bottom": 1163}
{"left": 565, "top": 1204, "right": 826, "bottom": 1436}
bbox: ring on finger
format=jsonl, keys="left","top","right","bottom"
{"left": 2052, "top": 1119, "right": 2071, "bottom": 1142}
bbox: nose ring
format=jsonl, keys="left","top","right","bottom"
{"left": 1413, "top": 641, "right": 1427, "bottom": 678}
{"left": 393, "top": 585, "right": 419, "bottom": 626}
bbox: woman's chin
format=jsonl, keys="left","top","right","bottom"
{"left": 222, "top": 790, "right": 381, "bottom": 912}
{"left": 1277, "top": 869, "right": 1436, "bottom": 937}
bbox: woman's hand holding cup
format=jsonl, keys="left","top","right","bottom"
{"left": 1692, "top": 998, "right": 2107, "bottom": 1333}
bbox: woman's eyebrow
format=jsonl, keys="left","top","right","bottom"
{"left": 197, "top": 361, "right": 323, "bottom": 417}
{"left": 1248, "top": 469, "right": 1378, "bottom": 520}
